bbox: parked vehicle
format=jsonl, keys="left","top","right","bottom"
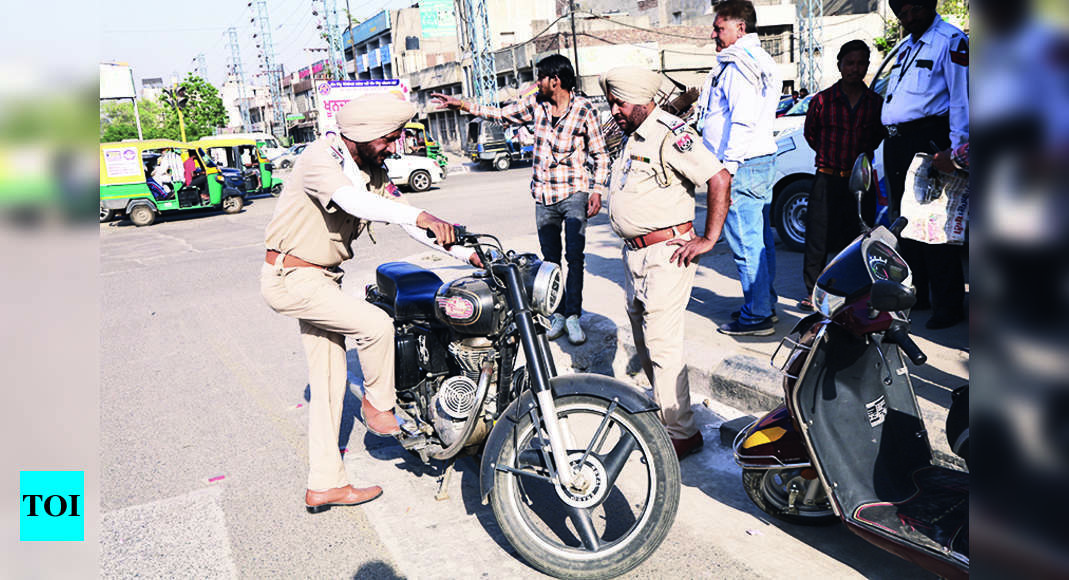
{"left": 99, "top": 139, "right": 246, "bottom": 227}
{"left": 199, "top": 132, "right": 286, "bottom": 159}
{"left": 196, "top": 137, "right": 284, "bottom": 197}
{"left": 734, "top": 155, "right": 968, "bottom": 579}
{"left": 402, "top": 122, "right": 449, "bottom": 169}
{"left": 465, "top": 119, "right": 533, "bottom": 171}
{"left": 773, "top": 94, "right": 812, "bottom": 136}
{"left": 270, "top": 143, "right": 308, "bottom": 170}
{"left": 385, "top": 152, "right": 446, "bottom": 193}
{"left": 365, "top": 227, "right": 680, "bottom": 578}
{"left": 770, "top": 41, "right": 906, "bottom": 251}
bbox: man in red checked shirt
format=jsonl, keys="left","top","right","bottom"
{"left": 432, "top": 54, "right": 611, "bottom": 345}
{"left": 800, "top": 40, "right": 886, "bottom": 310}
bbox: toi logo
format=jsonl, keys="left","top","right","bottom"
{"left": 20, "top": 471, "right": 84, "bottom": 541}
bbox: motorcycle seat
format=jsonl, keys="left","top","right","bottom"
{"left": 375, "top": 262, "right": 443, "bottom": 321}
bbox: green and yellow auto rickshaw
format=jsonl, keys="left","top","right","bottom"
{"left": 99, "top": 139, "right": 246, "bottom": 227}
{"left": 195, "top": 136, "right": 284, "bottom": 197}
{"left": 403, "top": 122, "right": 448, "bottom": 169}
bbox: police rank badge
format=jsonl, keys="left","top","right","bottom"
{"left": 674, "top": 133, "right": 694, "bottom": 152}
{"left": 385, "top": 182, "right": 402, "bottom": 197}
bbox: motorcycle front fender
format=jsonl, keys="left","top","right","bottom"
{"left": 478, "top": 374, "right": 660, "bottom": 502}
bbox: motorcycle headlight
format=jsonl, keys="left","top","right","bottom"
{"left": 530, "top": 261, "right": 563, "bottom": 316}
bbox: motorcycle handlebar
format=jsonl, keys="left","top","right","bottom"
{"left": 889, "top": 216, "right": 908, "bottom": 238}
{"left": 885, "top": 324, "right": 927, "bottom": 366}
{"left": 425, "top": 224, "right": 470, "bottom": 241}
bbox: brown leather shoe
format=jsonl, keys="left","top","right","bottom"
{"left": 361, "top": 397, "right": 401, "bottom": 437}
{"left": 305, "top": 485, "right": 383, "bottom": 514}
{"left": 672, "top": 432, "right": 704, "bottom": 460}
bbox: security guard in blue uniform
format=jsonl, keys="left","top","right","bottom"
{"left": 882, "top": 0, "right": 969, "bottom": 329}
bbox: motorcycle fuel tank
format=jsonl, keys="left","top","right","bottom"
{"left": 434, "top": 275, "right": 505, "bottom": 336}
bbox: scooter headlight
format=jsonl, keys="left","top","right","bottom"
{"left": 530, "top": 261, "right": 563, "bottom": 317}
{"left": 812, "top": 285, "right": 846, "bottom": 319}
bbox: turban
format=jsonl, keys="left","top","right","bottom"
{"left": 599, "top": 67, "right": 662, "bottom": 105}
{"left": 335, "top": 93, "right": 416, "bottom": 142}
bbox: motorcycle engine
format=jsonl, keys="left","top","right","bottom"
{"left": 431, "top": 337, "right": 495, "bottom": 448}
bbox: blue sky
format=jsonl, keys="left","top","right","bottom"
{"left": 100, "top": 0, "right": 414, "bottom": 90}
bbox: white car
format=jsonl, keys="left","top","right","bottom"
{"left": 770, "top": 42, "right": 904, "bottom": 251}
{"left": 385, "top": 153, "right": 446, "bottom": 193}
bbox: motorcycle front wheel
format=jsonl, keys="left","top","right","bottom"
{"left": 489, "top": 395, "right": 680, "bottom": 579}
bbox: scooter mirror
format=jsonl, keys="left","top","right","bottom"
{"left": 849, "top": 153, "right": 872, "bottom": 195}
{"left": 870, "top": 279, "right": 917, "bottom": 312}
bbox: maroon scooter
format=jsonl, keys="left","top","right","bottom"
{"left": 733, "top": 154, "right": 969, "bottom": 579}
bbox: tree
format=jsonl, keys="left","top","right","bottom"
{"left": 100, "top": 98, "right": 167, "bottom": 142}
{"left": 159, "top": 74, "right": 229, "bottom": 141}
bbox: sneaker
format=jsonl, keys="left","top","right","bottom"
{"left": 547, "top": 313, "right": 566, "bottom": 339}
{"left": 718, "top": 318, "right": 776, "bottom": 336}
{"left": 565, "top": 315, "right": 586, "bottom": 344}
{"left": 732, "top": 309, "right": 778, "bottom": 323}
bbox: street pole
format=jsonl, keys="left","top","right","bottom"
{"left": 131, "top": 97, "right": 144, "bottom": 140}
{"left": 569, "top": 0, "right": 580, "bottom": 84}
{"left": 176, "top": 107, "right": 187, "bottom": 142}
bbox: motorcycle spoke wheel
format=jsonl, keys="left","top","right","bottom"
{"left": 490, "top": 395, "right": 680, "bottom": 579}
{"left": 742, "top": 467, "right": 837, "bottom": 525}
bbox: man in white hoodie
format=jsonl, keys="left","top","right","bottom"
{"left": 698, "top": 0, "right": 782, "bottom": 336}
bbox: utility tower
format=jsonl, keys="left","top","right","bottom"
{"left": 796, "top": 0, "right": 823, "bottom": 92}
{"left": 318, "top": 0, "right": 346, "bottom": 79}
{"left": 250, "top": 0, "right": 285, "bottom": 135}
{"left": 456, "top": 0, "right": 499, "bottom": 106}
{"left": 193, "top": 53, "right": 207, "bottom": 79}
{"left": 225, "top": 27, "right": 251, "bottom": 132}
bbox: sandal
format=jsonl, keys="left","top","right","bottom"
{"left": 798, "top": 298, "right": 815, "bottom": 312}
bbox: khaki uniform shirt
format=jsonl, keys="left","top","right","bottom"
{"left": 608, "top": 108, "right": 724, "bottom": 240}
{"left": 264, "top": 133, "right": 404, "bottom": 268}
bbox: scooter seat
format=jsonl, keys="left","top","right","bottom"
{"left": 375, "top": 262, "right": 443, "bottom": 321}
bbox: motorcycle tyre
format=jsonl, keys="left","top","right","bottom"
{"left": 489, "top": 395, "right": 680, "bottom": 579}
{"left": 742, "top": 467, "right": 837, "bottom": 526}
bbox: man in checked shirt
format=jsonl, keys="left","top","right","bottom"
{"left": 432, "top": 54, "right": 611, "bottom": 344}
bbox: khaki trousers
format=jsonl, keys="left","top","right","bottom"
{"left": 260, "top": 258, "right": 395, "bottom": 491}
{"left": 622, "top": 233, "right": 698, "bottom": 439}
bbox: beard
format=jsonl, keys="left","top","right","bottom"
{"left": 355, "top": 141, "right": 386, "bottom": 167}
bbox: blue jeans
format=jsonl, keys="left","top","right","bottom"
{"left": 724, "top": 154, "right": 777, "bottom": 324}
{"left": 535, "top": 192, "right": 588, "bottom": 317}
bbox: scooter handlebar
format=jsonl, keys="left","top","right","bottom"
{"left": 885, "top": 324, "right": 927, "bottom": 366}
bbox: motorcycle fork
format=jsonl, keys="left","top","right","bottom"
{"left": 497, "top": 262, "right": 576, "bottom": 487}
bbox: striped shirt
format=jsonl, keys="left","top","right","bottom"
{"left": 471, "top": 93, "right": 610, "bottom": 205}
{"left": 804, "top": 82, "right": 886, "bottom": 172}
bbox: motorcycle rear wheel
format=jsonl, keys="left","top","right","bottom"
{"left": 742, "top": 467, "right": 837, "bottom": 525}
{"left": 489, "top": 395, "right": 680, "bottom": 579}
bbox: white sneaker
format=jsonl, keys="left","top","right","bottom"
{"left": 565, "top": 315, "right": 586, "bottom": 344}
{"left": 547, "top": 313, "right": 566, "bottom": 339}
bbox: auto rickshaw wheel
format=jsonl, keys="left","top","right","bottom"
{"left": 493, "top": 155, "right": 510, "bottom": 171}
{"left": 128, "top": 205, "right": 156, "bottom": 227}
{"left": 223, "top": 195, "right": 245, "bottom": 214}
{"left": 271, "top": 183, "right": 282, "bottom": 197}
{"left": 99, "top": 207, "right": 116, "bottom": 223}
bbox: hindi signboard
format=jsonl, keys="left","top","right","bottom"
{"left": 315, "top": 79, "right": 411, "bottom": 135}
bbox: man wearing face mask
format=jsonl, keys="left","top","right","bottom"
{"left": 261, "top": 93, "right": 476, "bottom": 514}
{"left": 882, "top": 0, "right": 969, "bottom": 329}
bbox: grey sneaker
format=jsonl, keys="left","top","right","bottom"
{"left": 565, "top": 315, "right": 586, "bottom": 344}
{"left": 547, "top": 313, "right": 566, "bottom": 339}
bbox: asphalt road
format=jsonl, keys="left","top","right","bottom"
{"left": 99, "top": 167, "right": 937, "bottom": 579}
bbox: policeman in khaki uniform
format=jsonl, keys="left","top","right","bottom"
{"left": 600, "top": 67, "right": 733, "bottom": 459}
{"left": 261, "top": 94, "right": 475, "bottom": 513}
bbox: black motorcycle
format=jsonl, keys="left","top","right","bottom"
{"left": 365, "top": 229, "right": 681, "bottom": 579}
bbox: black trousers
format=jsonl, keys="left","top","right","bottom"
{"left": 803, "top": 172, "right": 875, "bottom": 293}
{"left": 883, "top": 116, "right": 965, "bottom": 318}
